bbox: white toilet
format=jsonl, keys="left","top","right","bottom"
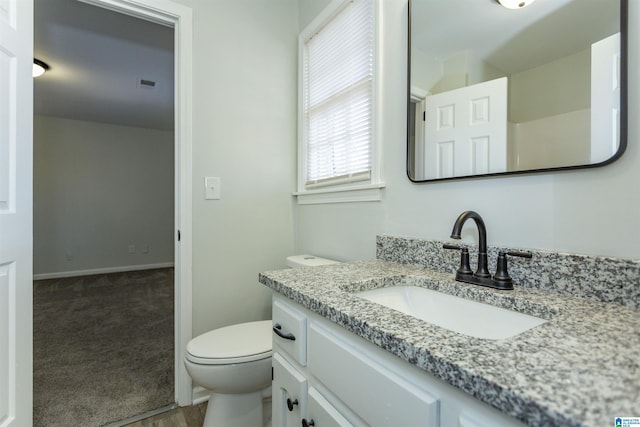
{"left": 184, "top": 255, "right": 339, "bottom": 427}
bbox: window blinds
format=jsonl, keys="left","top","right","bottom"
{"left": 303, "top": 0, "right": 374, "bottom": 189}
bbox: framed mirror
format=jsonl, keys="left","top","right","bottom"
{"left": 407, "top": 0, "right": 627, "bottom": 182}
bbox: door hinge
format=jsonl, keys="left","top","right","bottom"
{"left": 423, "top": 111, "right": 426, "bottom": 121}
{"left": 177, "top": 230, "right": 181, "bottom": 241}
{"left": 272, "top": 366, "right": 274, "bottom": 381}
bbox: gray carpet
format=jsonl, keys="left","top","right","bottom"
{"left": 33, "top": 268, "right": 174, "bottom": 427}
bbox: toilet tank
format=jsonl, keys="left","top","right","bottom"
{"left": 286, "top": 255, "right": 340, "bottom": 269}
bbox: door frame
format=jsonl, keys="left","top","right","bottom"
{"left": 78, "top": 0, "right": 194, "bottom": 406}
{"left": 1, "top": 0, "right": 34, "bottom": 424}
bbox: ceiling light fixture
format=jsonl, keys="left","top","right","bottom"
{"left": 498, "top": 0, "right": 536, "bottom": 9}
{"left": 33, "top": 58, "right": 49, "bottom": 78}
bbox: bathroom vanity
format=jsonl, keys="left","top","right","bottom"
{"left": 271, "top": 294, "right": 527, "bottom": 427}
{"left": 259, "top": 236, "right": 640, "bottom": 427}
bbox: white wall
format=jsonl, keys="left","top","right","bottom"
{"left": 410, "top": 47, "right": 442, "bottom": 95}
{"left": 163, "top": 0, "right": 637, "bottom": 338}
{"left": 511, "top": 109, "right": 590, "bottom": 170}
{"left": 33, "top": 115, "right": 174, "bottom": 276}
{"left": 171, "top": 0, "right": 298, "bottom": 336}
{"left": 510, "top": 48, "right": 591, "bottom": 123}
{"left": 295, "top": 0, "right": 640, "bottom": 261}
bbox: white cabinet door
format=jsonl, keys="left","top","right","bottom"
{"left": 304, "top": 387, "right": 354, "bottom": 427}
{"left": 272, "top": 353, "right": 307, "bottom": 427}
{"left": 0, "top": 0, "right": 33, "bottom": 426}
{"left": 308, "top": 323, "right": 440, "bottom": 427}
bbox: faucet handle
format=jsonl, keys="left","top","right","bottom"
{"left": 443, "top": 243, "right": 462, "bottom": 250}
{"left": 443, "top": 244, "right": 473, "bottom": 276}
{"left": 492, "top": 251, "right": 533, "bottom": 290}
{"left": 505, "top": 251, "right": 533, "bottom": 259}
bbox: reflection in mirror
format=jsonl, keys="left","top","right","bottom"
{"left": 408, "top": 0, "right": 626, "bottom": 182}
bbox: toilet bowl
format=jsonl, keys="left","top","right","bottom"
{"left": 184, "top": 320, "right": 272, "bottom": 427}
{"left": 184, "top": 255, "right": 339, "bottom": 427}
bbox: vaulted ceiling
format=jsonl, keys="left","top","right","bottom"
{"left": 412, "top": 0, "right": 619, "bottom": 75}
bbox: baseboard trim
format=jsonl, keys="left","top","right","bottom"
{"left": 190, "top": 385, "right": 272, "bottom": 406}
{"left": 33, "top": 262, "right": 175, "bottom": 281}
{"left": 103, "top": 403, "right": 178, "bottom": 427}
{"left": 191, "top": 386, "right": 210, "bottom": 405}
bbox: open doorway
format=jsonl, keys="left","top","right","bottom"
{"left": 33, "top": 0, "right": 191, "bottom": 424}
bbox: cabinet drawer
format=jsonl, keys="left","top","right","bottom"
{"left": 272, "top": 298, "right": 307, "bottom": 365}
{"left": 309, "top": 322, "right": 440, "bottom": 427}
{"left": 273, "top": 353, "right": 307, "bottom": 427}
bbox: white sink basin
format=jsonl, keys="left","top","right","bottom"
{"left": 356, "top": 286, "right": 547, "bottom": 340}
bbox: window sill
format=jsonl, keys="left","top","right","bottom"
{"left": 294, "top": 182, "right": 385, "bottom": 205}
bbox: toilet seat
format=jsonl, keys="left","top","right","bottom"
{"left": 186, "top": 320, "right": 272, "bottom": 365}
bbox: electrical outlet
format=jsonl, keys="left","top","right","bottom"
{"left": 142, "top": 244, "right": 149, "bottom": 254}
{"left": 65, "top": 252, "right": 73, "bottom": 261}
{"left": 128, "top": 244, "right": 136, "bottom": 254}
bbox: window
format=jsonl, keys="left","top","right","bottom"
{"left": 297, "top": 0, "right": 384, "bottom": 204}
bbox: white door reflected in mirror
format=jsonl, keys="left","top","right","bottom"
{"left": 408, "top": 0, "right": 626, "bottom": 182}
{"left": 422, "top": 77, "right": 507, "bottom": 179}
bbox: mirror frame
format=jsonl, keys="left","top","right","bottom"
{"left": 406, "top": 0, "right": 628, "bottom": 183}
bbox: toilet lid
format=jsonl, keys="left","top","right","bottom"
{"left": 186, "top": 320, "right": 272, "bottom": 365}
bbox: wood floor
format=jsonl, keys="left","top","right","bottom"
{"left": 121, "top": 403, "right": 207, "bottom": 427}
{"left": 121, "top": 400, "right": 273, "bottom": 427}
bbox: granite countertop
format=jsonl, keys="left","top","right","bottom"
{"left": 259, "top": 260, "right": 640, "bottom": 427}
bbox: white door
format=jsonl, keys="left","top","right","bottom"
{"left": 591, "top": 32, "right": 621, "bottom": 163}
{"left": 424, "top": 77, "right": 508, "bottom": 179}
{"left": 0, "top": 0, "right": 34, "bottom": 426}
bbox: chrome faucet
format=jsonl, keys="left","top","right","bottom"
{"left": 444, "top": 210, "right": 531, "bottom": 290}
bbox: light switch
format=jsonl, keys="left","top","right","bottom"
{"left": 205, "top": 176, "right": 221, "bottom": 200}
